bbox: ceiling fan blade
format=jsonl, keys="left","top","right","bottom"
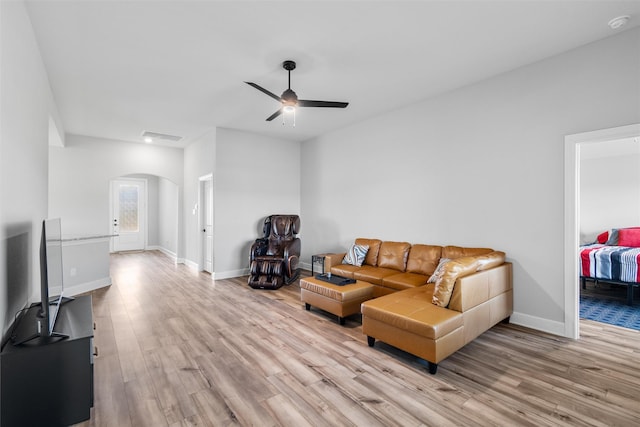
{"left": 266, "top": 108, "right": 283, "bottom": 121}
{"left": 298, "top": 100, "right": 349, "bottom": 108}
{"left": 245, "top": 82, "right": 282, "bottom": 102}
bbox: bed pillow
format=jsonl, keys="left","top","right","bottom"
{"left": 342, "top": 244, "right": 369, "bottom": 266}
{"left": 605, "top": 229, "right": 620, "bottom": 245}
{"left": 596, "top": 231, "right": 609, "bottom": 244}
{"left": 618, "top": 228, "right": 640, "bottom": 247}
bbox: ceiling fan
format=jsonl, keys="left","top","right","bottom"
{"left": 245, "top": 60, "right": 349, "bottom": 122}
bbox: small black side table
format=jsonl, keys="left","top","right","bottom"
{"left": 311, "top": 253, "right": 331, "bottom": 276}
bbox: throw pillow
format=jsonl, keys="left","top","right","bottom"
{"left": 605, "top": 229, "right": 620, "bottom": 245}
{"left": 427, "top": 258, "right": 451, "bottom": 283}
{"left": 596, "top": 231, "right": 609, "bottom": 244}
{"left": 432, "top": 257, "right": 479, "bottom": 307}
{"left": 342, "top": 244, "right": 369, "bottom": 267}
{"left": 618, "top": 228, "right": 640, "bottom": 247}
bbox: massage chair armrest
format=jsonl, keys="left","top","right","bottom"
{"left": 250, "top": 238, "right": 269, "bottom": 260}
{"left": 283, "top": 238, "right": 301, "bottom": 260}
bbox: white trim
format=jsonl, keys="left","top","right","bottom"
{"left": 65, "top": 277, "right": 112, "bottom": 297}
{"left": 197, "top": 173, "right": 214, "bottom": 274}
{"left": 564, "top": 123, "right": 640, "bottom": 339}
{"left": 147, "top": 245, "right": 178, "bottom": 261}
{"left": 300, "top": 261, "right": 312, "bottom": 271}
{"left": 510, "top": 311, "right": 565, "bottom": 337}
{"left": 183, "top": 258, "right": 199, "bottom": 270}
{"left": 213, "top": 268, "right": 250, "bottom": 280}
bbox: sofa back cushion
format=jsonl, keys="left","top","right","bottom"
{"left": 355, "top": 238, "right": 382, "bottom": 266}
{"left": 406, "top": 244, "right": 442, "bottom": 276}
{"left": 442, "top": 246, "right": 493, "bottom": 259}
{"left": 432, "top": 256, "right": 479, "bottom": 307}
{"left": 377, "top": 241, "right": 411, "bottom": 271}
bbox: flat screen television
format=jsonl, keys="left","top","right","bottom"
{"left": 38, "top": 218, "right": 66, "bottom": 338}
{"left": 10, "top": 218, "right": 68, "bottom": 345}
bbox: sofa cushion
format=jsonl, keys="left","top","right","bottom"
{"left": 342, "top": 244, "right": 369, "bottom": 266}
{"left": 377, "top": 241, "right": 411, "bottom": 271}
{"left": 442, "top": 246, "right": 493, "bottom": 259}
{"left": 406, "top": 244, "right": 442, "bottom": 276}
{"left": 329, "top": 263, "right": 361, "bottom": 278}
{"left": 476, "top": 251, "right": 506, "bottom": 271}
{"left": 432, "top": 257, "right": 479, "bottom": 307}
{"left": 361, "top": 286, "right": 463, "bottom": 340}
{"left": 354, "top": 266, "right": 399, "bottom": 285}
{"left": 355, "top": 238, "right": 382, "bottom": 266}
{"left": 382, "top": 272, "right": 428, "bottom": 290}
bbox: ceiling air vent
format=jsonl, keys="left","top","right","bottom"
{"left": 141, "top": 131, "right": 183, "bottom": 142}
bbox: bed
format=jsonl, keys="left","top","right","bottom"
{"left": 579, "top": 227, "right": 640, "bottom": 305}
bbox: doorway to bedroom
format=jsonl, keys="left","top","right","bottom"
{"left": 565, "top": 124, "right": 640, "bottom": 337}
{"left": 578, "top": 138, "right": 640, "bottom": 331}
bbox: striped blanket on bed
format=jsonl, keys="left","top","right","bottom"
{"left": 580, "top": 244, "right": 640, "bottom": 283}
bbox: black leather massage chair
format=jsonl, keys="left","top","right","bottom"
{"left": 248, "top": 215, "right": 301, "bottom": 289}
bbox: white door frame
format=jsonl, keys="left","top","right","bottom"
{"left": 109, "top": 177, "right": 148, "bottom": 252}
{"left": 198, "top": 173, "right": 214, "bottom": 273}
{"left": 563, "top": 123, "right": 640, "bottom": 339}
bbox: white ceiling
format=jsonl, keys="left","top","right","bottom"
{"left": 25, "top": 1, "right": 640, "bottom": 147}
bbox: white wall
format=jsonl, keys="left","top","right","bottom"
{"left": 158, "top": 177, "right": 179, "bottom": 256}
{"left": 182, "top": 128, "right": 300, "bottom": 276}
{"left": 0, "top": 0, "right": 61, "bottom": 333}
{"left": 183, "top": 130, "right": 215, "bottom": 266}
{"left": 48, "top": 134, "right": 184, "bottom": 254}
{"left": 212, "top": 128, "right": 300, "bottom": 278}
{"left": 580, "top": 151, "right": 640, "bottom": 243}
{"left": 301, "top": 27, "right": 640, "bottom": 335}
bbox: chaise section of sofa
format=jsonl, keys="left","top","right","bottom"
{"left": 323, "top": 238, "right": 512, "bottom": 374}
{"left": 362, "top": 255, "right": 512, "bottom": 374}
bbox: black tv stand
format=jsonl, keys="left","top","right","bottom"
{"left": 1, "top": 295, "right": 94, "bottom": 426}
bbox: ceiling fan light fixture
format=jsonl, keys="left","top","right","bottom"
{"left": 244, "top": 59, "right": 349, "bottom": 123}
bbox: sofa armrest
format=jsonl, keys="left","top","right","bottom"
{"left": 324, "top": 253, "right": 346, "bottom": 271}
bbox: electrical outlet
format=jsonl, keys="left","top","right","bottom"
{"left": 70, "top": 267, "right": 77, "bottom": 277}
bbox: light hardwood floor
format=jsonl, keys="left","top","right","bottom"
{"left": 78, "top": 250, "right": 640, "bottom": 427}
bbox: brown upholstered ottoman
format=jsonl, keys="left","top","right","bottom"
{"left": 300, "top": 276, "right": 374, "bottom": 325}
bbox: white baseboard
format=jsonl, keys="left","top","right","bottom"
{"left": 147, "top": 245, "right": 178, "bottom": 261}
{"left": 510, "top": 311, "right": 566, "bottom": 337}
{"left": 183, "top": 259, "right": 199, "bottom": 270}
{"left": 65, "top": 277, "right": 112, "bottom": 297}
{"left": 300, "top": 262, "right": 312, "bottom": 271}
{"left": 213, "top": 268, "right": 250, "bottom": 280}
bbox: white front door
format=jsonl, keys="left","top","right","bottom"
{"left": 111, "top": 179, "right": 146, "bottom": 252}
{"left": 202, "top": 177, "right": 214, "bottom": 273}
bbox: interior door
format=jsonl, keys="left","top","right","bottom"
{"left": 111, "top": 179, "right": 146, "bottom": 252}
{"left": 202, "top": 178, "right": 214, "bottom": 273}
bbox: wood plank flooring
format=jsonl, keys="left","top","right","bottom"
{"left": 77, "top": 250, "right": 640, "bottom": 426}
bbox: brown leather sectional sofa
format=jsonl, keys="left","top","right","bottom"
{"left": 324, "top": 238, "right": 513, "bottom": 374}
